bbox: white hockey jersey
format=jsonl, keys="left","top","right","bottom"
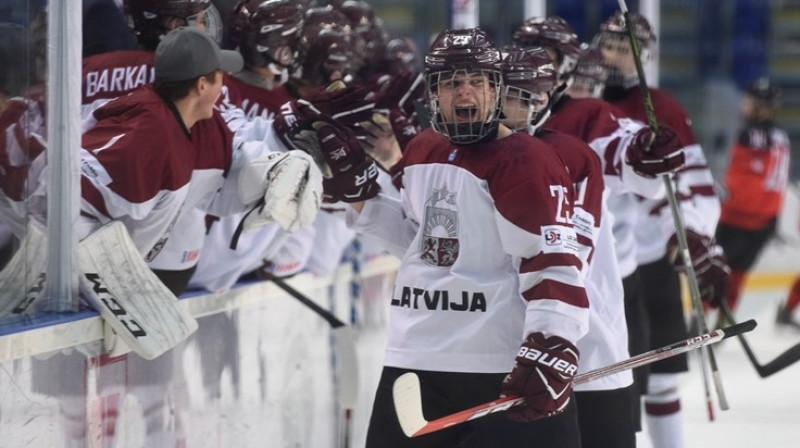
{"left": 348, "top": 129, "right": 589, "bottom": 373}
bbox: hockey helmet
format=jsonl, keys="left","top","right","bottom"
{"left": 424, "top": 27, "right": 504, "bottom": 145}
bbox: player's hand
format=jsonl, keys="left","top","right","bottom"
{"left": 501, "top": 332, "right": 579, "bottom": 422}
{"left": 313, "top": 119, "right": 380, "bottom": 203}
{"left": 306, "top": 82, "right": 376, "bottom": 126}
{"left": 375, "top": 70, "right": 425, "bottom": 117}
{"left": 667, "top": 229, "right": 731, "bottom": 308}
{"left": 626, "top": 124, "right": 685, "bottom": 178}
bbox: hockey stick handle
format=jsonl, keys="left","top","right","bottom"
{"left": 719, "top": 301, "right": 800, "bottom": 377}
{"left": 395, "top": 320, "right": 756, "bottom": 437}
{"left": 264, "top": 272, "right": 346, "bottom": 328}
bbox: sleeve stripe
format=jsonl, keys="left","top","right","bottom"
{"left": 520, "top": 252, "right": 582, "bottom": 275}
{"left": 522, "top": 279, "right": 589, "bottom": 309}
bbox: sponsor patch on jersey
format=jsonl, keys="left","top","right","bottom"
{"left": 80, "top": 152, "right": 113, "bottom": 186}
{"left": 181, "top": 250, "right": 200, "bottom": 264}
{"left": 540, "top": 225, "right": 580, "bottom": 254}
{"left": 420, "top": 185, "right": 459, "bottom": 267}
{"left": 572, "top": 208, "right": 595, "bottom": 240}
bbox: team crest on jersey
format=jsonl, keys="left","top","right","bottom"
{"left": 421, "top": 185, "right": 459, "bottom": 267}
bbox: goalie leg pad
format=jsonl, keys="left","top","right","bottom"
{"left": 79, "top": 221, "right": 198, "bottom": 360}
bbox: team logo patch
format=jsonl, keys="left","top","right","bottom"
{"left": 421, "top": 185, "right": 460, "bottom": 267}
{"left": 544, "top": 228, "right": 562, "bottom": 246}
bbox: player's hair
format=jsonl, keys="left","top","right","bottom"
{"left": 154, "top": 69, "right": 220, "bottom": 102}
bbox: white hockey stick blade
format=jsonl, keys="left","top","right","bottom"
{"left": 333, "top": 325, "right": 359, "bottom": 409}
{"left": 0, "top": 222, "right": 48, "bottom": 318}
{"left": 79, "top": 221, "right": 198, "bottom": 360}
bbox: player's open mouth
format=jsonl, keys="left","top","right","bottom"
{"left": 454, "top": 105, "right": 479, "bottom": 122}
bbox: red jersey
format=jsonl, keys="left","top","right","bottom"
{"left": 720, "top": 121, "right": 791, "bottom": 229}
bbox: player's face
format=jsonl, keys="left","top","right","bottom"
{"left": 433, "top": 70, "right": 496, "bottom": 124}
{"left": 599, "top": 36, "right": 637, "bottom": 76}
{"left": 501, "top": 87, "right": 546, "bottom": 131}
{"left": 567, "top": 76, "right": 602, "bottom": 99}
{"left": 198, "top": 69, "right": 223, "bottom": 119}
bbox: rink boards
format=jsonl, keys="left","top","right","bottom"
{"left": 0, "top": 255, "right": 399, "bottom": 448}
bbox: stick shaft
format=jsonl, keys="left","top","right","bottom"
{"left": 403, "top": 320, "right": 755, "bottom": 437}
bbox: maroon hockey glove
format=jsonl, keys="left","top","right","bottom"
{"left": 315, "top": 120, "right": 381, "bottom": 203}
{"left": 306, "top": 83, "right": 376, "bottom": 127}
{"left": 375, "top": 70, "right": 426, "bottom": 117}
{"left": 274, "top": 98, "right": 325, "bottom": 147}
{"left": 626, "top": 124, "right": 686, "bottom": 178}
{"left": 501, "top": 332, "right": 579, "bottom": 422}
{"left": 389, "top": 108, "right": 420, "bottom": 152}
{"left": 667, "top": 229, "right": 731, "bottom": 308}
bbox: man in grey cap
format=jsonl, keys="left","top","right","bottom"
{"left": 77, "top": 25, "right": 322, "bottom": 294}
{"left": 153, "top": 26, "right": 243, "bottom": 129}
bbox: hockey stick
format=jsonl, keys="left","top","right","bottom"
{"left": 719, "top": 301, "right": 800, "bottom": 377}
{"left": 263, "top": 271, "right": 359, "bottom": 445}
{"left": 393, "top": 319, "right": 756, "bottom": 438}
{"left": 616, "top": 0, "right": 727, "bottom": 417}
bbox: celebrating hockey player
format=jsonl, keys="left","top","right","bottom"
{"left": 330, "top": 27, "right": 588, "bottom": 447}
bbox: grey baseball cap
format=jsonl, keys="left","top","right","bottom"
{"left": 154, "top": 27, "right": 243, "bottom": 82}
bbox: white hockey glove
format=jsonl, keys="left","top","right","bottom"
{"left": 238, "top": 150, "right": 323, "bottom": 233}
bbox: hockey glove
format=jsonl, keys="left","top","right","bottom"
{"left": 314, "top": 120, "right": 381, "bottom": 203}
{"left": 306, "top": 82, "right": 376, "bottom": 126}
{"left": 375, "top": 70, "right": 426, "bottom": 118}
{"left": 237, "top": 148, "right": 323, "bottom": 234}
{"left": 626, "top": 124, "right": 686, "bottom": 178}
{"left": 388, "top": 108, "right": 420, "bottom": 152}
{"left": 501, "top": 332, "right": 579, "bottom": 422}
{"left": 667, "top": 229, "right": 731, "bottom": 308}
{"left": 357, "top": 112, "right": 404, "bottom": 170}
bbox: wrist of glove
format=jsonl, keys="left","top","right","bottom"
{"left": 667, "top": 230, "right": 731, "bottom": 308}
{"left": 501, "top": 332, "right": 579, "bottom": 422}
{"left": 626, "top": 124, "right": 686, "bottom": 178}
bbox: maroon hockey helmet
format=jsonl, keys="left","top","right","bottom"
{"left": 125, "top": 0, "right": 212, "bottom": 49}
{"left": 295, "top": 28, "right": 354, "bottom": 86}
{"left": 424, "top": 28, "right": 504, "bottom": 145}
{"left": 598, "top": 11, "right": 656, "bottom": 47}
{"left": 385, "top": 37, "right": 421, "bottom": 75}
{"left": 512, "top": 16, "right": 581, "bottom": 78}
{"left": 500, "top": 46, "right": 556, "bottom": 132}
{"left": 568, "top": 46, "right": 608, "bottom": 98}
{"left": 228, "top": 0, "right": 304, "bottom": 69}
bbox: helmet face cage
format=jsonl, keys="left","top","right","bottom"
{"left": 426, "top": 69, "right": 503, "bottom": 145}
{"left": 296, "top": 29, "right": 353, "bottom": 85}
{"left": 568, "top": 47, "right": 608, "bottom": 98}
{"left": 512, "top": 17, "right": 580, "bottom": 85}
{"left": 126, "top": 0, "right": 213, "bottom": 48}
{"left": 500, "top": 46, "right": 555, "bottom": 133}
{"left": 595, "top": 12, "right": 655, "bottom": 86}
{"left": 230, "top": 0, "right": 304, "bottom": 69}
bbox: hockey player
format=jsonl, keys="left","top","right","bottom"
{"left": 500, "top": 42, "right": 685, "bottom": 448}
{"left": 188, "top": 0, "right": 317, "bottom": 291}
{"left": 78, "top": 0, "right": 323, "bottom": 294}
{"left": 513, "top": 16, "right": 685, "bottom": 437}
{"left": 716, "top": 78, "right": 790, "bottom": 317}
{"left": 325, "top": 27, "right": 588, "bottom": 447}
{"left": 596, "top": 12, "right": 729, "bottom": 448}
